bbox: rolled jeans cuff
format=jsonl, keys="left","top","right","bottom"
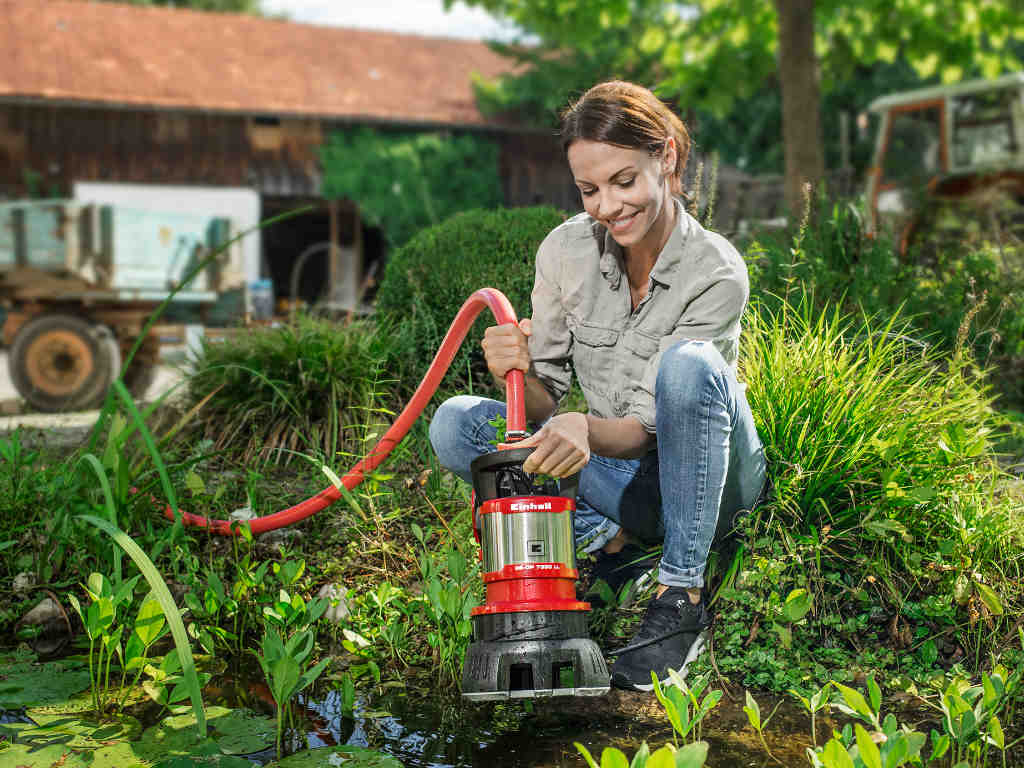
{"left": 657, "top": 560, "right": 705, "bottom": 589}
{"left": 577, "top": 517, "right": 621, "bottom": 555}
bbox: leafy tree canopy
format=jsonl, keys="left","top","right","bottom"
{"left": 320, "top": 128, "right": 503, "bottom": 247}
{"left": 455, "top": 0, "right": 1024, "bottom": 207}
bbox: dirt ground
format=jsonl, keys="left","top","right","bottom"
{"left": 0, "top": 352, "right": 186, "bottom": 447}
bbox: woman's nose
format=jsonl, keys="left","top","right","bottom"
{"left": 595, "top": 190, "right": 620, "bottom": 218}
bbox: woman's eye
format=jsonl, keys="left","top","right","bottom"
{"left": 580, "top": 188, "right": 596, "bottom": 197}
{"left": 619, "top": 177, "right": 636, "bottom": 188}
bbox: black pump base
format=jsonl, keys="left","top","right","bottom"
{"left": 461, "top": 611, "right": 610, "bottom": 701}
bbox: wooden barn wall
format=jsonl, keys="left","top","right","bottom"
{"left": 0, "top": 104, "right": 323, "bottom": 198}
{"left": 498, "top": 132, "right": 579, "bottom": 213}
{"left": 0, "top": 103, "right": 577, "bottom": 211}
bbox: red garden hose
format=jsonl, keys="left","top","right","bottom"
{"left": 163, "top": 288, "right": 526, "bottom": 536}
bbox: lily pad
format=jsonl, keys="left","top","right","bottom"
{"left": 4, "top": 712, "right": 143, "bottom": 748}
{"left": 137, "top": 706, "right": 274, "bottom": 761}
{"left": 0, "top": 741, "right": 90, "bottom": 767}
{"left": 209, "top": 707, "right": 276, "bottom": 754}
{"left": 269, "top": 745, "right": 405, "bottom": 767}
{"left": 26, "top": 691, "right": 96, "bottom": 717}
{"left": 91, "top": 742, "right": 156, "bottom": 768}
{"left": 154, "top": 754, "right": 259, "bottom": 768}
{"left": 0, "top": 659, "right": 91, "bottom": 709}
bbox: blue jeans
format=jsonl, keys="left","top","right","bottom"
{"left": 428, "top": 340, "right": 767, "bottom": 589}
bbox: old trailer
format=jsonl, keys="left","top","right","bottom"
{"left": 0, "top": 199, "right": 243, "bottom": 412}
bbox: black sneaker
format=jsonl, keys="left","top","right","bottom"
{"left": 608, "top": 587, "right": 711, "bottom": 692}
{"left": 584, "top": 542, "right": 659, "bottom": 607}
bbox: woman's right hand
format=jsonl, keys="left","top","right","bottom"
{"left": 482, "top": 319, "right": 533, "bottom": 381}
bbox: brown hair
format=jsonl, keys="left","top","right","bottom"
{"left": 560, "top": 81, "right": 690, "bottom": 196}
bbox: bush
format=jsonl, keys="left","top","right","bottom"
{"left": 375, "top": 206, "right": 568, "bottom": 392}
{"left": 186, "top": 314, "right": 416, "bottom": 464}
{"left": 744, "top": 201, "right": 1024, "bottom": 407}
{"left": 710, "top": 294, "right": 1023, "bottom": 690}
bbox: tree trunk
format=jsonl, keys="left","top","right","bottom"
{"left": 773, "top": 0, "right": 825, "bottom": 218}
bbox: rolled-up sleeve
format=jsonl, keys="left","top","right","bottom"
{"left": 628, "top": 275, "right": 748, "bottom": 431}
{"left": 528, "top": 228, "right": 573, "bottom": 405}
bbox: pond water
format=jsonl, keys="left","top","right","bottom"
{"left": 1, "top": 656, "right": 831, "bottom": 767}
{"left": 206, "top": 670, "right": 815, "bottom": 767}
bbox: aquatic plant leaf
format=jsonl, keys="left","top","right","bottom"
{"left": 89, "top": 742, "right": 155, "bottom": 768}
{"left": 136, "top": 706, "right": 233, "bottom": 761}
{"left": 675, "top": 741, "right": 709, "bottom": 768}
{"left": 599, "top": 747, "right": 629, "bottom": 768}
{"left": 0, "top": 741, "right": 90, "bottom": 767}
{"left": 27, "top": 691, "right": 97, "bottom": 717}
{"left": 137, "top": 706, "right": 274, "bottom": 760}
{"left": 854, "top": 724, "right": 881, "bottom": 768}
{"left": 6, "top": 713, "right": 142, "bottom": 748}
{"left": 645, "top": 746, "right": 676, "bottom": 768}
{"left": 154, "top": 753, "right": 256, "bottom": 768}
{"left": 269, "top": 745, "right": 405, "bottom": 767}
{"left": 208, "top": 708, "right": 276, "bottom": 755}
{"left": 0, "top": 661, "right": 91, "bottom": 709}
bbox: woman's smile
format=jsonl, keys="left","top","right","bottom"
{"left": 608, "top": 210, "right": 640, "bottom": 234}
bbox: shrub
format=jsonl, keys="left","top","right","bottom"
{"left": 711, "top": 294, "right": 1023, "bottom": 690}
{"left": 186, "top": 313, "right": 416, "bottom": 464}
{"left": 744, "top": 201, "right": 1024, "bottom": 407}
{"left": 375, "top": 206, "right": 568, "bottom": 392}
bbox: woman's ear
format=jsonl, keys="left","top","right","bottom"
{"left": 661, "top": 137, "right": 677, "bottom": 176}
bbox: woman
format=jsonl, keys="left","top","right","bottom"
{"left": 429, "top": 81, "right": 766, "bottom": 692}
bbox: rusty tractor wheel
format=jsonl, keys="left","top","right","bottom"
{"left": 8, "top": 314, "right": 114, "bottom": 412}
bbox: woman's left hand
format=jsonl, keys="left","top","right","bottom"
{"left": 513, "top": 412, "right": 590, "bottom": 478}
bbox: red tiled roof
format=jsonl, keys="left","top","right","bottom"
{"left": 0, "top": 0, "right": 518, "bottom": 127}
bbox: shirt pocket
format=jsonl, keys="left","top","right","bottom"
{"left": 623, "top": 329, "right": 660, "bottom": 362}
{"left": 572, "top": 323, "right": 619, "bottom": 397}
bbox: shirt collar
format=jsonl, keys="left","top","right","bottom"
{"left": 598, "top": 197, "right": 691, "bottom": 291}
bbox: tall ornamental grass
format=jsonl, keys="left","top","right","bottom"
{"left": 186, "top": 313, "right": 415, "bottom": 464}
{"left": 742, "top": 295, "right": 1022, "bottom": 620}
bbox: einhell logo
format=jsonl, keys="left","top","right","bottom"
{"left": 509, "top": 501, "right": 553, "bottom": 512}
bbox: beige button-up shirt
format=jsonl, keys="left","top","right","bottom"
{"left": 528, "top": 199, "right": 749, "bottom": 432}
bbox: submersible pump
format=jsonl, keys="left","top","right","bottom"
{"left": 159, "top": 287, "right": 610, "bottom": 701}
{"left": 461, "top": 446, "right": 611, "bottom": 701}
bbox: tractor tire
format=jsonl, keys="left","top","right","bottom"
{"left": 8, "top": 314, "right": 114, "bottom": 412}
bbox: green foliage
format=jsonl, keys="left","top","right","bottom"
{"left": 575, "top": 670, "right": 716, "bottom": 767}
{"left": 320, "top": 127, "right": 503, "bottom": 247}
{"left": 804, "top": 667, "right": 1020, "bottom": 768}
{"left": 704, "top": 282, "right": 1023, "bottom": 692}
{"left": 185, "top": 312, "right": 414, "bottom": 463}
{"left": 255, "top": 624, "right": 331, "bottom": 760}
{"left": 136, "top": 706, "right": 275, "bottom": 763}
{"left": 748, "top": 200, "right": 1024, "bottom": 405}
{"left": 250, "top": 580, "right": 331, "bottom": 759}
{"left": 375, "top": 205, "right": 567, "bottom": 391}
{"left": 64, "top": 571, "right": 172, "bottom": 715}
{"left": 411, "top": 522, "right": 478, "bottom": 687}
{"left": 0, "top": 652, "right": 91, "bottom": 710}
{"left": 76, "top": 515, "right": 207, "bottom": 735}
{"left": 268, "top": 744, "right": 404, "bottom": 768}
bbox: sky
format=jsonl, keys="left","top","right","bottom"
{"left": 259, "top": 0, "right": 522, "bottom": 40}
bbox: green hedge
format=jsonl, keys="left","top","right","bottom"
{"left": 375, "top": 206, "right": 568, "bottom": 393}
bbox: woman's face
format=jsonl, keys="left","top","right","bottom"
{"left": 567, "top": 138, "right": 676, "bottom": 256}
